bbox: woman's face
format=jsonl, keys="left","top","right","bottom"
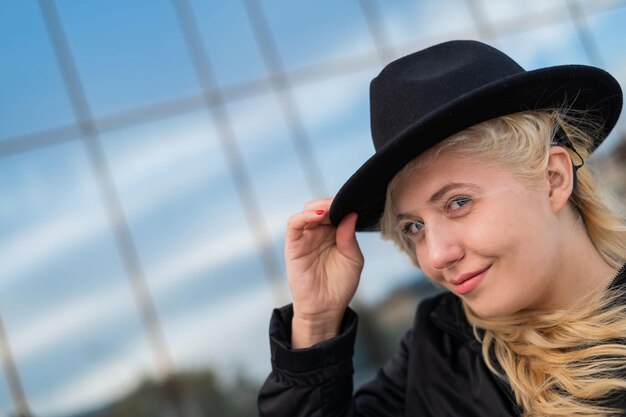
{"left": 393, "top": 150, "right": 563, "bottom": 318}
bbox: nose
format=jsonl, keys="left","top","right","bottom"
{"left": 421, "top": 224, "right": 464, "bottom": 271}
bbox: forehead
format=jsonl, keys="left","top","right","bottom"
{"left": 392, "top": 151, "right": 513, "bottom": 209}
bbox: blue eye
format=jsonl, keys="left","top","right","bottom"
{"left": 446, "top": 196, "right": 471, "bottom": 213}
{"left": 401, "top": 220, "right": 425, "bottom": 236}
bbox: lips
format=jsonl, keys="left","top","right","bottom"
{"left": 450, "top": 265, "right": 491, "bottom": 295}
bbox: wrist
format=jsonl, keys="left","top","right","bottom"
{"left": 291, "top": 311, "right": 344, "bottom": 349}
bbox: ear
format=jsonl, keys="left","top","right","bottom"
{"left": 545, "top": 146, "right": 575, "bottom": 213}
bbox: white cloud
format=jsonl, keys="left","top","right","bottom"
{"left": 32, "top": 340, "right": 155, "bottom": 417}
{"left": 0, "top": 122, "right": 221, "bottom": 290}
{"left": 162, "top": 285, "right": 276, "bottom": 382}
{"left": 9, "top": 277, "right": 137, "bottom": 360}
{"left": 0, "top": 214, "right": 103, "bottom": 289}
{"left": 10, "top": 221, "right": 272, "bottom": 361}
{"left": 30, "top": 286, "right": 273, "bottom": 417}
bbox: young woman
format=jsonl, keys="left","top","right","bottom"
{"left": 258, "top": 40, "right": 626, "bottom": 417}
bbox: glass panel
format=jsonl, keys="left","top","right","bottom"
{"left": 0, "top": 141, "right": 154, "bottom": 416}
{"left": 189, "top": 0, "right": 269, "bottom": 88}
{"left": 55, "top": 0, "right": 200, "bottom": 117}
{"left": 576, "top": 0, "right": 626, "bottom": 11}
{"left": 0, "top": 367, "right": 13, "bottom": 416}
{"left": 99, "top": 109, "right": 276, "bottom": 386}
{"left": 226, "top": 93, "right": 316, "bottom": 270}
{"left": 374, "top": 0, "right": 477, "bottom": 48}
{"left": 167, "top": 282, "right": 277, "bottom": 382}
{"left": 498, "top": 20, "right": 589, "bottom": 69}
{"left": 585, "top": 5, "right": 626, "bottom": 153}
{"left": 0, "top": 0, "right": 75, "bottom": 141}
{"left": 292, "top": 69, "right": 376, "bottom": 194}
{"left": 356, "top": 233, "right": 427, "bottom": 305}
{"left": 479, "top": 0, "right": 566, "bottom": 23}
{"left": 262, "top": 0, "right": 376, "bottom": 71}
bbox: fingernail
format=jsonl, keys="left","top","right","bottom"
{"left": 315, "top": 210, "right": 325, "bottom": 215}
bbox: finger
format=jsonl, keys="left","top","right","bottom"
{"left": 303, "top": 197, "right": 334, "bottom": 211}
{"left": 286, "top": 209, "right": 333, "bottom": 242}
{"left": 335, "top": 213, "right": 363, "bottom": 263}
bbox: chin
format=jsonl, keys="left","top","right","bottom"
{"left": 463, "top": 299, "right": 518, "bottom": 320}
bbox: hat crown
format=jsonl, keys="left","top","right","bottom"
{"left": 370, "top": 40, "right": 525, "bottom": 150}
{"left": 331, "top": 40, "right": 622, "bottom": 231}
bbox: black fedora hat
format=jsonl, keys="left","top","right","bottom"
{"left": 329, "top": 40, "right": 623, "bottom": 231}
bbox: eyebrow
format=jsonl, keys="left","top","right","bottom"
{"left": 396, "top": 182, "right": 480, "bottom": 222}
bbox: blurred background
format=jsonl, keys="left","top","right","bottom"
{"left": 1, "top": 0, "right": 625, "bottom": 416}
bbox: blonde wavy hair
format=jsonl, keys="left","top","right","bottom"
{"left": 380, "top": 110, "right": 626, "bottom": 416}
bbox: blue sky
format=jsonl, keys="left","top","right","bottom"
{"left": 1, "top": 1, "right": 625, "bottom": 415}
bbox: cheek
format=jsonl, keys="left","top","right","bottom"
{"left": 464, "top": 201, "right": 542, "bottom": 254}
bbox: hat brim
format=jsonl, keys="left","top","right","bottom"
{"left": 329, "top": 64, "right": 623, "bottom": 231}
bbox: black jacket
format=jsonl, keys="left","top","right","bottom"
{"left": 258, "top": 265, "right": 626, "bottom": 417}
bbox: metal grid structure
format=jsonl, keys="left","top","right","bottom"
{"left": 1, "top": 0, "right": 625, "bottom": 416}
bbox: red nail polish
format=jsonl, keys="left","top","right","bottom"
{"left": 315, "top": 210, "right": 325, "bottom": 215}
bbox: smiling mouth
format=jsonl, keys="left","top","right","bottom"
{"left": 451, "top": 265, "right": 491, "bottom": 295}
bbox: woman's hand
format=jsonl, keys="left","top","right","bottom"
{"left": 285, "top": 198, "right": 364, "bottom": 348}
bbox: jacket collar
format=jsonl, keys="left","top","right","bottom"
{"left": 429, "top": 293, "right": 476, "bottom": 344}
